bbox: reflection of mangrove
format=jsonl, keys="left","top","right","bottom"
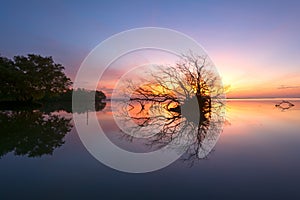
{"left": 72, "top": 101, "right": 106, "bottom": 114}
{"left": 275, "top": 100, "right": 295, "bottom": 111}
{"left": 41, "top": 98, "right": 106, "bottom": 114}
{"left": 0, "top": 101, "right": 106, "bottom": 114}
{"left": 0, "top": 110, "right": 72, "bottom": 158}
{"left": 0, "top": 88, "right": 107, "bottom": 158}
{"left": 117, "top": 97, "right": 223, "bottom": 165}
{"left": 113, "top": 53, "right": 225, "bottom": 164}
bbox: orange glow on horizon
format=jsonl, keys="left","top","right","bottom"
{"left": 221, "top": 100, "right": 300, "bottom": 137}
{"left": 93, "top": 49, "right": 300, "bottom": 99}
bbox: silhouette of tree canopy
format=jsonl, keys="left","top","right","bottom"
{"left": 0, "top": 54, "right": 72, "bottom": 102}
{"left": 113, "top": 53, "right": 225, "bottom": 164}
{"left": 0, "top": 110, "right": 72, "bottom": 157}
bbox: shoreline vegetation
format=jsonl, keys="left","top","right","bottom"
{"left": 0, "top": 54, "right": 106, "bottom": 113}
{"left": 0, "top": 88, "right": 107, "bottom": 113}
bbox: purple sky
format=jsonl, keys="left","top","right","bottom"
{"left": 1, "top": 0, "right": 300, "bottom": 97}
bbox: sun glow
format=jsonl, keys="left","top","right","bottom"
{"left": 136, "top": 83, "right": 173, "bottom": 96}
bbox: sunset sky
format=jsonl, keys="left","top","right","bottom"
{"left": 1, "top": 0, "right": 300, "bottom": 98}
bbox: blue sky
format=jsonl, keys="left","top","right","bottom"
{"left": 1, "top": 0, "right": 300, "bottom": 97}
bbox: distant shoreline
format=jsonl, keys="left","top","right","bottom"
{"left": 107, "top": 97, "right": 300, "bottom": 102}
{"left": 225, "top": 97, "right": 300, "bottom": 101}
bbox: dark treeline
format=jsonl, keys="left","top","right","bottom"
{"left": 0, "top": 54, "right": 72, "bottom": 102}
{"left": 0, "top": 54, "right": 106, "bottom": 109}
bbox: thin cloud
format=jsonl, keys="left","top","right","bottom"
{"left": 277, "top": 85, "right": 300, "bottom": 90}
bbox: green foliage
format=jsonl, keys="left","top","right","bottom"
{"left": 0, "top": 54, "right": 72, "bottom": 102}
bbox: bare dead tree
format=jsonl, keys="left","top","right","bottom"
{"left": 112, "top": 52, "right": 225, "bottom": 164}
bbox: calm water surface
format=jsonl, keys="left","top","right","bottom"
{"left": 1, "top": 99, "right": 300, "bottom": 199}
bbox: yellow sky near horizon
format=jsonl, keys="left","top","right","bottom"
{"left": 97, "top": 69, "right": 300, "bottom": 99}
{"left": 210, "top": 49, "right": 300, "bottom": 98}
{"left": 93, "top": 49, "right": 300, "bottom": 99}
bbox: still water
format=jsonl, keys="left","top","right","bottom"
{"left": 1, "top": 99, "right": 300, "bottom": 199}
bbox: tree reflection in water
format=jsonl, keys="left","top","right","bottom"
{"left": 0, "top": 101, "right": 106, "bottom": 158}
{"left": 112, "top": 53, "right": 225, "bottom": 165}
{"left": 0, "top": 110, "right": 72, "bottom": 158}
